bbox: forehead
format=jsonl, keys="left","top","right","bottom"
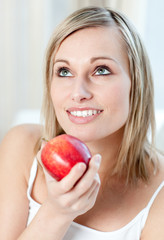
{"left": 54, "top": 26, "right": 128, "bottom": 69}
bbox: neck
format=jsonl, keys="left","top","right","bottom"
{"left": 86, "top": 128, "right": 124, "bottom": 185}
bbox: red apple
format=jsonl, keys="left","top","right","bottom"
{"left": 41, "top": 134, "right": 91, "bottom": 181}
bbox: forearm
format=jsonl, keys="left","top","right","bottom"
{"left": 18, "top": 202, "right": 73, "bottom": 240}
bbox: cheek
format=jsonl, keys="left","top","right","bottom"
{"left": 106, "top": 81, "right": 131, "bottom": 118}
{"left": 50, "top": 82, "right": 70, "bottom": 125}
{"left": 50, "top": 83, "right": 62, "bottom": 113}
{"left": 50, "top": 79, "right": 71, "bottom": 104}
{"left": 50, "top": 81, "right": 64, "bottom": 105}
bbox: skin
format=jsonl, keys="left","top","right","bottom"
{"left": 51, "top": 26, "right": 131, "bottom": 175}
{"left": 51, "top": 27, "right": 130, "bottom": 143}
{"left": 0, "top": 26, "right": 164, "bottom": 240}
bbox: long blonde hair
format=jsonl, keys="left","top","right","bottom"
{"left": 41, "top": 6, "right": 158, "bottom": 184}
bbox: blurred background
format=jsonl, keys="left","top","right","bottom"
{"left": 0, "top": 0, "right": 164, "bottom": 151}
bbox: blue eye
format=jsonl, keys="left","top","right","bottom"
{"left": 58, "top": 68, "right": 73, "bottom": 77}
{"left": 95, "top": 66, "right": 111, "bottom": 75}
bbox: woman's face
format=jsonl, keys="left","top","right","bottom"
{"left": 51, "top": 26, "right": 131, "bottom": 143}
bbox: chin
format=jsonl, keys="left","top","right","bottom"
{"left": 63, "top": 128, "right": 94, "bottom": 143}
{"left": 60, "top": 121, "right": 126, "bottom": 144}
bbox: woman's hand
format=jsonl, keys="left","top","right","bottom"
{"left": 37, "top": 141, "right": 101, "bottom": 221}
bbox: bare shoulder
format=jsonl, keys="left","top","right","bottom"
{"left": 141, "top": 152, "right": 164, "bottom": 239}
{"left": 0, "top": 123, "right": 43, "bottom": 180}
{"left": 141, "top": 188, "right": 164, "bottom": 239}
{"left": 1, "top": 123, "right": 43, "bottom": 144}
{"left": 156, "top": 151, "right": 164, "bottom": 179}
{"left": 0, "top": 124, "right": 43, "bottom": 238}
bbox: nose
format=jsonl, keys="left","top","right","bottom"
{"left": 71, "top": 79, "right": 93, "bottom": 103}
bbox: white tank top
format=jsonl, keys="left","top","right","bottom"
{"left": 27, "top": 158, "right": 164, "bottom": 240}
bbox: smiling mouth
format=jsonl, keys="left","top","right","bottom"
{"left": 69, "top": 109, "right": 103, "bottom": 117}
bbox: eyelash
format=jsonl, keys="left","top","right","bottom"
{"left": 56, "top": 65, "right": 111, "bottom": 77}
{"left": 56, "top": 67, "right": 71, "bottom": 77}
{"left": 93, "top": 65, "right": 111, "bottom": 76}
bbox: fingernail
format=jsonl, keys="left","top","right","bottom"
{"left": 78, "top": 163, "right": 86, "bottom": 171}
{"left": 94, "top": 154, "right": 101, "bottom": 167}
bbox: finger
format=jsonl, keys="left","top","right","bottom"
{"left": 80, "top": 176, "right": 100, "bottom": 199}
{"left": 88, "top": 179, "right": 100, "bottom": 200}
{"left": 87, "top": 182, "right": 100, "bottom": 209}
{"left": 73, "top": 172, "right": 100, "bottom": 199}
{"left": 74, "top": 154, "right": 101, "bottom": 194}
{"left": 63, "top": 172, "right": 100, "bottom": 207}
{"left": 72, "top": 181, "right": 100, "bottom": 213}
{"left": 58, "top": 163, "right": 87, "bottom": 194}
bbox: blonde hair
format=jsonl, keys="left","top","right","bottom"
{"left": 41, "top": 6, "right": 158, "bottom": 184}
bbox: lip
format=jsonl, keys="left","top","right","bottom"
{"left": 66, "top": 107, "right": 103, "bottom": 124}
{"left": 66, "top": 106, "right": 103, "bottom": 111}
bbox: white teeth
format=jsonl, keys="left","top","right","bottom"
{"left": 88, "top": 110, "right": 92, "bottom": 116}
{"left": 76, "top": 111, "right": 82, "bottom": 117}
{"left": 83, "top": 110, "right": 88, "bottom": 117}
{"left": 70, "top": 110, "right": 101, "bottom": 117}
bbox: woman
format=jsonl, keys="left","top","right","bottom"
{"left": 0, "top": 6, "right": 164, "bottom": 240}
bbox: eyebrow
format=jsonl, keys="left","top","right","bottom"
{"left": 54, "top": 56, "right": 119, "bottom": 65}
{"left": 54, "top": 59, "right": 70, "bottom": 65}
{"left": 90, "top": 56, "right": 118, "bottom": 64}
